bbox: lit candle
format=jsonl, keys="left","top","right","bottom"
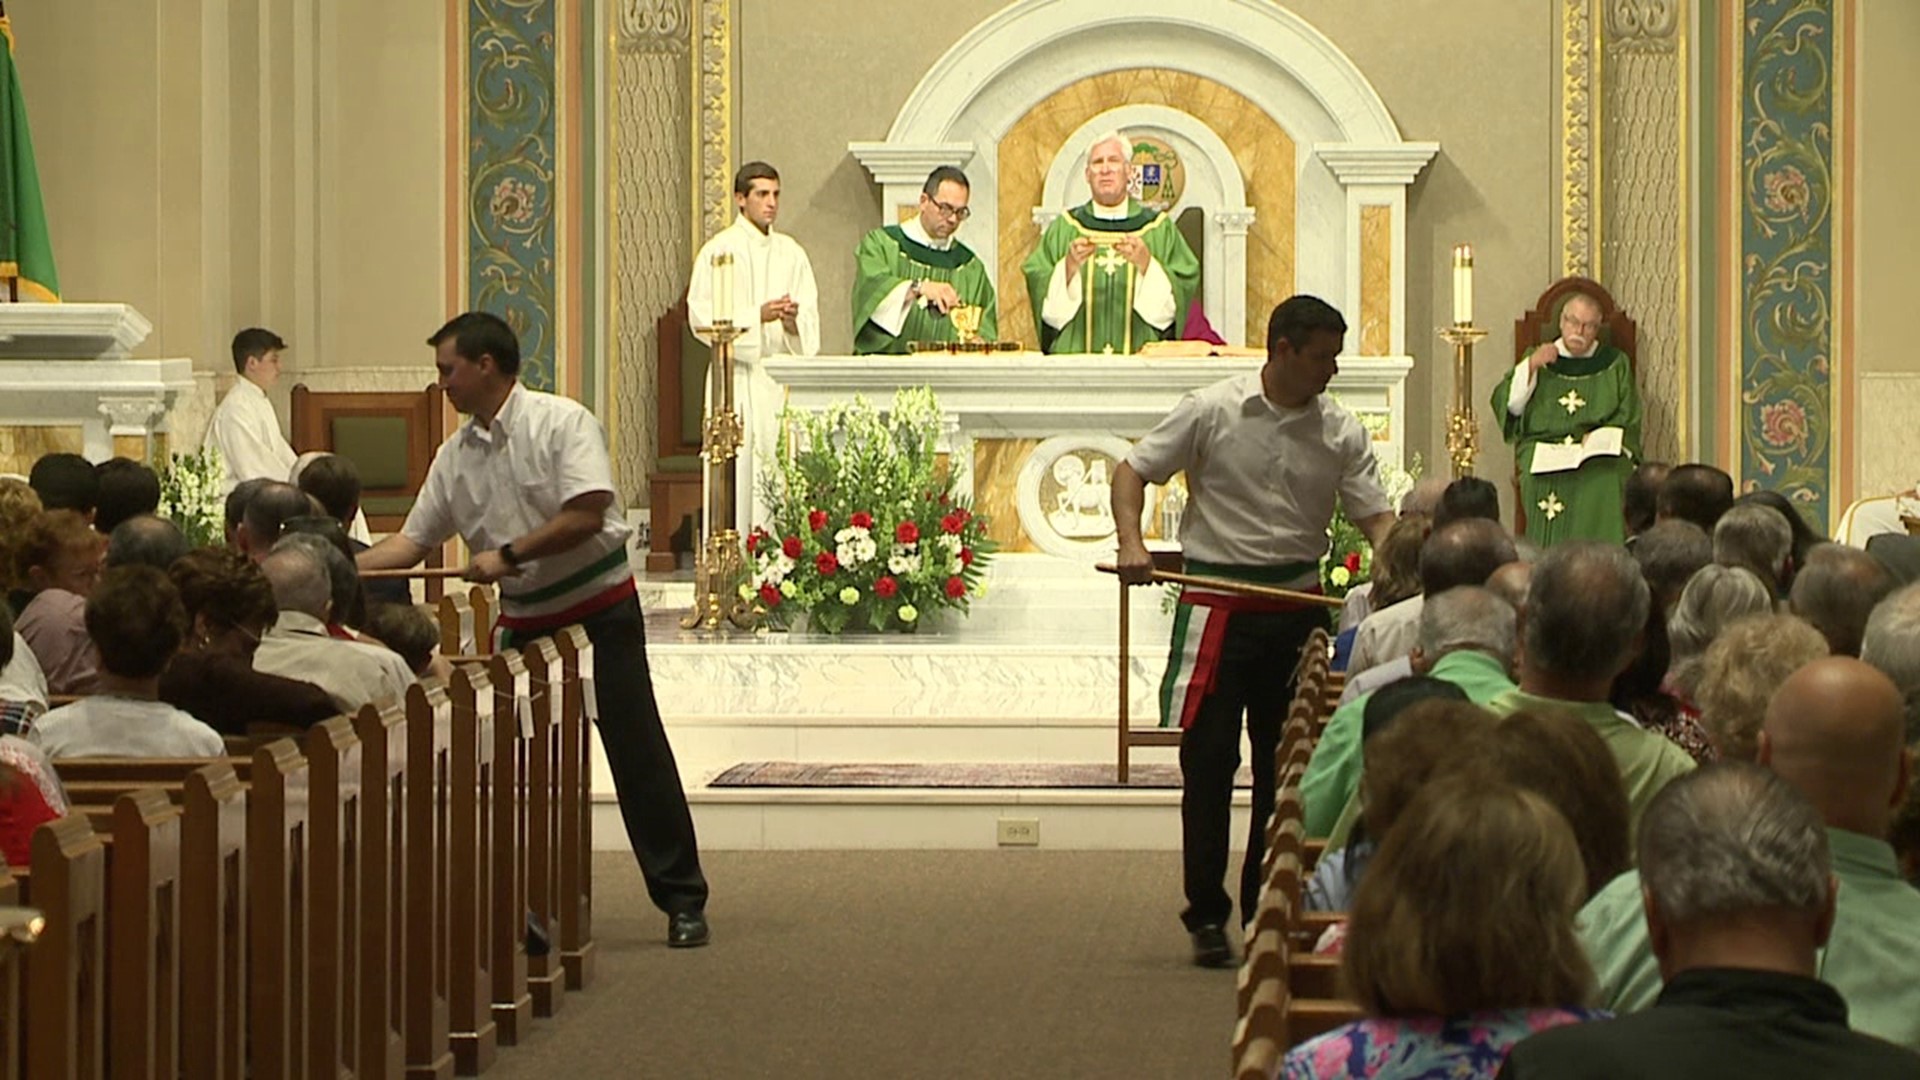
{"left": 1451, "top": 244, "right": 1474, "bottom": 326}
{"left": 713, "top": 252, "right": 734, "bottom": 325}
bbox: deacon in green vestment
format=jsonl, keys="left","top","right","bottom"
{"left": 1020, "top": 131, "right": 1201, "bottom": 354}
{"left": 851, "top": 166, "right": 998, "bottom": 355}
{"left": 1490, "top": 291, "right": 1643, "bottom": 546}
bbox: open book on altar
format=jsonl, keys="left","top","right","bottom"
{"left": 1529, "top": 426, "right": 1626, "bottom": 474}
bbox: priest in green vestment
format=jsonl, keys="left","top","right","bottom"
{"left": 1020, "top": 131, "right": 1201, "bottom": 354}
{"left": 851, "top": 166, "right": 999, "bottom": 354}
{"left": 1490, "top": 292, "right": 1644, "bottom": 546}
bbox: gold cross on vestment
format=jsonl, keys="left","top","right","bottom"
{"left": 1093, "top": 246, "right": 1128, "bottom": 278}
{"left": 1558, "top": 389, "right": 1586, "bottom": 414}
{"left": 1538, "top": 492, "right": 1566, "bottom": 521}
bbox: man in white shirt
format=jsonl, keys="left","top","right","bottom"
{"left": 686, "top": 161, "right": 820, "bottom": 534}
{"left": 252, "top": 541, "right": 414, "bottom": 713}
{"left": 358, "top": 312, "right": 711, "bottom": 948}
{"left": 26, "top": 565, "right": 225, "bottom": 759}
{"left": 204, "top": 328, "right": 299, "bottom": 495}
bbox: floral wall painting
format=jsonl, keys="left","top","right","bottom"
{"left": 469, "top": 0, "right": 558, "bottom": 392}
{"left": 1736, "top": 0, "right": 1837, "bottom": 525}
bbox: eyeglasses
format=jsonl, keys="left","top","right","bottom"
{"left": 928, "top": 198, "right": 971, "bottom": 221}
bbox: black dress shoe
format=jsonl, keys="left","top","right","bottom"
{"left": 668, "top": 911, "right": 711, "bottom": 949}
{"left": 1190, "top": 924, "right": 1233, "bottom": 968}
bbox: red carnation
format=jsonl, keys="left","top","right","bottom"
{"left": 758, "top": 584, "right": 782, "bottom": 607}
{"left": 956, "top": 507, "right": 972, "bottom": 524}
{"left": 944, "top": 576, "right": 967, "bottom": 599}
{"left": 816, "top": 552, "right": 839, "bottom": 576}
{"left": 874, "top": 576, "right": 899, "bottom": 599}
{"left": 960, "top": 547, "right": 974, "bottom": 567}
{"left": 808, "top": 509, "right": 828, "bottom": 532}
{"left": 746, "top": 532, "right": 761, "bottom": 555}
{"left": 895, "top": 521, "right": 920, "bottom": 544}
{"left": 939, "top": 493, "right": 951, "bottom": 505}
{"left": 941, "top": 512, "right": 964, "bottom": 535}
{"left": 782, "top": 535, "right": 803, "bottom": 560}
{"left": 850, "top": 510, "right": 874, "bottom": 529}
{"left": 1343, "top": 552, "right": 1361, "bottom": 573}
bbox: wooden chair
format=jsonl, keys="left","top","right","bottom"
{"left": 405, "top": 682, "right": 457, "bottom": 1080}
{"left": 352, "top": 702, "right": 410, "bottom": 1079}
{"left": 485, "top": 652, "right": 534, "bottom": 1044}
{"left": 647, "top": 294, "right": 711, "bottom": 572}
{"left": 1509, "top": 277, "right": 1641, "bottom": 538}
{"left": 520, "top": 640, "right": 567, "bottom": 1017}
{"left": 246, "top": 740, "right": 309, "bottom": 1080}
{"left": 303, "top": 717, "right": 363, "bottom": 1080}
{"left": 446, "top": 665, "right": 500, "bottom": 1074}
{"left": 552, "top": 626, "right": 595, "bottom": 990}
{"left": 27, "top": 815, "right": 107, "bottom": 1079}
{"left": 108, "top": 790, "right": 184, "bottom": 1080}
{"left": 181, "top": 763, "right": 248, "bottom": 1080}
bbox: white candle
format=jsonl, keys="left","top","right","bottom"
{"left": 1451, "top": 244, "right": 1474, "bottom": 326}
{"left": 713, "top": 252, "right": 734, "bottom": 324}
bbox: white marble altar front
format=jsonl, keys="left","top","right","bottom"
{"left": 0, "top": 303, "right": 192, "bottom": 463}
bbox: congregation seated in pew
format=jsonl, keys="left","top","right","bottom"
{"left": 12, "top": 508, "right": 102, "bottom": 696}
{"left": 254, "top": 539, "right": 416, "bottom": 713}
{"left": 0, "top": 611, "right": 64, "bottom": 866}
{"left": 25, "top": 564, "right": 225, "bottom": 758}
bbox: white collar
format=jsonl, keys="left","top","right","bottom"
{"left": 730, "top": 213, "right": 775, "bottom": 246}
{"left": 1554, "top": 335, "right": 1600, "bottom": 359}
{"left": 1089, "top": 199, "right": 1134, "bottom": 221}
{"left": 901, "top": 215, "right": 951, "bottom": 251}
{"left": 230, "top": 376, "right": 270, "bottom": 401}
{"left": 462, "top": 382, "right": 524, "bottom": 446}
{"left": 272, "top": 610, "right": 333, "bottom": 638}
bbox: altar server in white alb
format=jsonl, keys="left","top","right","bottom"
{"left": 686, "top": 161, "right": 820, "bottom": 534}
{"left": 204, "top": 328, "right": 298, "bottom": 495}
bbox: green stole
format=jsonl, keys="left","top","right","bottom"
{"left": 850, "top": 225, "right": 998, "bottom": 356}
{"left": 1021, "top": 200, "right": 1201, "bottom": 354}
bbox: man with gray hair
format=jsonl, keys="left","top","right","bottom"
{"left": 1713, "top": 502, "right": 1795, "bottom": 595}
{"left": 1493, "top": 542, "right": 1696, "bottom": 834}
{"left": 1345, "top": 517, "right": 1518, "bottom": 683}
{"left": 1501, "top": 763, "right": 1920, "bottom": 1078}
{"left": 1860, "top": 581, "right": 1920, "bottom": 882}
{"left": 252, "top": 539, "right": 413, "bottom": 713}
{"left": 1789, "top": 542, "right": 1896, "bottom": 657}
{"left": 1577, "top": 657, "right": 1920, "bottom": 1049}
{"left": 1632, "top": 519, "right": 1713, "bottom": 615}
{"left": 1301, "top": 586, "right": 1518, "bottom": 836}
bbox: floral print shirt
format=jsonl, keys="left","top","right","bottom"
{"left": 1281, "top": 1008, "right": 1606, "bottom": 1079}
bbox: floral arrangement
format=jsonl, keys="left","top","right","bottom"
{"left": 1320, "top": 451, "right": 1422, "bottom": 600}
{"left": 746, "top": 388, "right": 995, "bottom": 633}
{"left": 156, "top": 446, "right": 227, "bottom": 549}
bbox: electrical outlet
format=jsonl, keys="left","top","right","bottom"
{"left": 997, "top": 818, "right": 1040, "bottom": 847}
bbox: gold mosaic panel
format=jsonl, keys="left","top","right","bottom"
{"left": 1359, "top": 205, "right": 1392, "bottom": 357}
{"left": 0, "top": 426, "right": 84, "bottom": 478}
{"left": 996, "top": 69, "right": 1296, "bottom": 349}
{"left": 112, "top": 433, "right": 169, "bottom": 463}
{"left": 973, "top": 437, "right": 1042, "bottom": 553}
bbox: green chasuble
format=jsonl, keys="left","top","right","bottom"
{"left": 1490, "top": 344, "right": 1643, "bottom": 546}
{"left": 1020, "top": 200, "right": 1200, "bottom": 354}
{"left": 851, "top": 225, "right": 998, "bottom": 355}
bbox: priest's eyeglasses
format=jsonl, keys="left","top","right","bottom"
{"left": 929, "top": 199, "right": 971, "bottom": 221}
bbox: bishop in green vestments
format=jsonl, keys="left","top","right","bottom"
{"left": 851, "top": 166, "right": 998, "bottom": 354}
{"left": 1021, "top": 132, "right": 1200, "bottom": 354}
{"left": 1491, "top": 292, "right": 1644, "bottom": 546}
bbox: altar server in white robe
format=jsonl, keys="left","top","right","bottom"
{"left": 205, "top": 328, "right": 298, "bottom": 496}
{"left": 686, "top": 161, "right": 820, "bottom": 534}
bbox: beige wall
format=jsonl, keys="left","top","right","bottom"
{"left": 736, "top": 0, "right": 1556, "bottom": 492}
{"left": 1856, "top": 1, "right": 1919, "bottom": 376}
{"left": 16, "top": 0, "right": 445, "bottom": 378}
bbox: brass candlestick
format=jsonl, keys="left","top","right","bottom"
{"left": 682, "top": 318, "right": 760, "bottom": 633}
{"left": 1439, "top": 322, "right": 1489, "bottom": 478}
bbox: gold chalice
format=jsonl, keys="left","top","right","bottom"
{"left": 949, "top": 303, "right": 984, "bottom": 346}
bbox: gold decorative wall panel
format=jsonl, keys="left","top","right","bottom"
{"left": 995, "top": 69, "right": 1295, "bottom": 349}
{"left": 0, "top": 427, "right": 84, "bottom": 478}
{"left": 1359, "top": 205, "right": 1392, "bottom": 358}
{"left": 692, "top": 0, "right": 734, "bottom": 248}
{"left": 1562, "top": 0, "right": 1599, "bottom": 277}
{"left": 973, "top": 438, "right": 1042, "bottom": 553}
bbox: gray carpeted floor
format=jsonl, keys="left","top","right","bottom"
{"left": 483, "top": 850, "right": 1239, "bottom": 1079}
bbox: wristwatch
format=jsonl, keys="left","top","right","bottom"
{"left": 499, "top": 542, "right": 523, "bottom": 568}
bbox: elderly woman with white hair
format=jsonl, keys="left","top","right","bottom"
{"left": 1664, "top": 564, "right": 1776, "bottom": 709}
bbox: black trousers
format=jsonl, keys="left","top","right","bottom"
{"left": 514, "top": 594, "right": 708, "bottom": 916}
{"left": 1178, "top": 606, "right": 1322, "bottom": 931}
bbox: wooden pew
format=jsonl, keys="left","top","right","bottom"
{"left": 26, "top": 814, "right": 107, "bottom": 1079}
{"left": 551, "top": 626, "right": 594, "bottom": 990}
{"left": 304, "top": 717, "right": 363, "bottom": 1080}
{"left": 445, "top": 665, "right": 499, "bottom": 1075}
{"left": 247, "top": 739, "right": 309, "bottom": 1080}
{"left": 108, "top": 790, "right": 183, "bottom": 1080}
{"left": 180, "top": 763, "right": 248, "bottom": 1080}
{"left": 352, "top": 701, "right": 410, "bottom": 1080}
{"left": 484, "top": 653, "right": 533, "bottom": 1044}
{"left": 519, "top": 640, "right": 566, "bottom": 1017}
{"left": 405, "top": 682, "right": 457, "bottom": 1079}
{"left": 438, "top": 592, "right": 477, "bottom": 659}
{"left": 0, "top": 865, "right": 23, "bottom": 1080}
{"left": 467, "top": 587, "right": 495, "bottom": 655}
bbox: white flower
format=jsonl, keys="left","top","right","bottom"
{"left": 776, "top": 553, "right": 796, "bottom": 576}
{"left": 839, "top": 586, "right": 860, "bottom": 605}
{"left": 898, "top": 603, "right": 919, "bottom": 623}
{"left": 836, "top": 531, "right": 878, "bottom": 568}
{"left": 888, "top": 549, "right": 921, "bottom": 575}
{"left": 936, "top": 534, "right": 962, "bottom": 555}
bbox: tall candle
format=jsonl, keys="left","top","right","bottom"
{"left": 1451, "top": 244, "right": 1474, "bottom": 326}
{"left": 713, "top": 252, "right": 734, "bottom": 324}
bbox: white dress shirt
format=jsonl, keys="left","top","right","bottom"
{"left": 1041, "top": 200, "right": 1177, "bottom": 332}
{"left": 1345, "top": 593, "right": 1425, "bottom": 678}
{"left": 252, "top": 611, "right": 416, "bottom": 714}
{"left": 204, "top": 377, "right": 299, "bottom": 494}
{"left": 28, "top": 694, "right": 225, "bottom": 759}
{"left": 0, "top": 632, "right": 48, "bottom": 713}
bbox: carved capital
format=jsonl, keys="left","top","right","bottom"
{"left": 1315, "top": 143, "right": 1439, "bottom": 187}
{"left": 1212, "top": 208, "right": 1257, "bottom": 235}
{"left": 97, "top": 396, "right": 164, "bottom": 435}
{"left": 1606, "top": 0, "right": 1680, "bottom": 52}
{"left": 618, "top": 0, "right": 690, "bottom": 53}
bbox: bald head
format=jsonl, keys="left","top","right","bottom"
{"left": 1399, "top": 476, "right": 1448, "bottom": 517}
{"left": 1762, "top": 657, "right": 1911, "bottom": 837}
{"left": 1486, "top": 560, "right": 1532, "bottom": 615}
